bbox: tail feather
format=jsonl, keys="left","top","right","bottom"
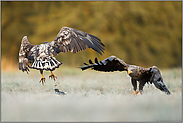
{"left": 30, "top": 56, "right": 62, "bottom": 71}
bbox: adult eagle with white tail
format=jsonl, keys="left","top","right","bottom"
{"left": 19, "top": 27, "right": 105, "bottom": 85}
{"left": 79, "top": 56, "right": 171, "bottom": 95}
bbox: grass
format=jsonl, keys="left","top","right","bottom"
{"left": 1, "top": 67, "right": 182, "bottom": 122}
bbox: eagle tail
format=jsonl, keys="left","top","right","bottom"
{"left": 30, "top": 56, "right": 62, "bottom": 71}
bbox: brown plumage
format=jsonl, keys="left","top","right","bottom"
{"left": 79, "top": 55, "right": 171, "bottom": 95}
{"left": 19, "top": 27, "right": 105, "bottom": 85}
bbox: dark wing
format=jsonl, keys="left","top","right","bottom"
{"left": 150, "top": 66, "right": 171, "bottom": 95}
{"left": 49, "top": 27, "right": 105, "bottom": 55}
{"left": 18, "top": 36, "right": 34, "bottom": 73}
{"left": 79, "top": 55, "right": 129, "bottom": 72}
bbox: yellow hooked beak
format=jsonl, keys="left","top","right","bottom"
{"left": 128, "top": 70, "right": 133, "bottom": 75}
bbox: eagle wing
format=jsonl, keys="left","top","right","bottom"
{"left": 150, "top": 66, "right": 171, "bottom": 95}
{"left": 18, "top": 36, "right": 34, "bottom": 73}
{"left": 79, "top": 55, "right": 129, "bottom": 72}
{"left": 50, "top": 27, "right": 105, "bottom": 55}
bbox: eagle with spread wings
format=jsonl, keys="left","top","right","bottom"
{"left": 19, "top": 27, "right": 105, "bottom": 85}
{"left": 79, "top": 56, "right": 171, "bottom": 95}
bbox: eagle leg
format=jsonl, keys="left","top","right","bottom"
{"left": 138, "top": 81, "right": 146, "bottom": 95}
{"left": 49, "top": 71, "right": 57, "bottom": 81}
{"left": 131, "top": 78, "right": 138, "bottom": 95}
{"left": 39, "top": 70, "right": 45, "bottom": 85}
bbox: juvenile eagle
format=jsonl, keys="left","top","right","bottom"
{"left": 19, "top": 27, "right": 105, "bottom": 85}
{"left": 79, "top": 56, "right": 171, "bottom": 95}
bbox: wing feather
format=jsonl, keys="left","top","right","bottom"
{"left": 89, "top": 59, "right": 94, "bottom": 64}
{"left": 80, "top": 37, "right": 103, "bottom": 55}
{"left": 87, "top": 37, "right": 104, "bottom": 54}
{"left": 79, "top": 56, "right": 129, "bottom": 72}
{"left": 87, "top": 34, "right": 105, "bottom": 51}
{"left": 95, "top": 57, "right": 98, "bottom": 64}
{"left": 18, "top": 36, "right": 34, "bottom": 73}
{"left": 50, "top": 27, "right": 105, "bottom": 56}
{"left": 150, "top": 66, "right": 171, "bottom": 95}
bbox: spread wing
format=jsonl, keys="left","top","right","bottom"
{"left": 79, "top": 55, "right": 129, "bottom": 72}
{"left": 150, "top": 66, "right": 171, "bottom": 95}
{"left": 50, "top": 27, "right": 105, "bottom": 55}
{"left": 18, "top": 36, "right": 34, "bottom": 73}
{"left": 19, "top": 27, "right": 105, "bottom": 73}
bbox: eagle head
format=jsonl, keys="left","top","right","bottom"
{"left": 127, "top": 65, "right": 137, "bottom": 75}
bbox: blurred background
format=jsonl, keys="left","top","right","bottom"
{"left": 1, "top": 1, "right": 182, "bottom": 70}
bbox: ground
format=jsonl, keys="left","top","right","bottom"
{"left": 1, "top": 67, "right": 182, "bottom": 122}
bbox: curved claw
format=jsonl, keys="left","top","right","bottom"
{"left": 133, "top": 90, "right": 143, "bottom": 96}
{"left": 137, "top": 91, "right": 142, "bottom": 96}
{"left": 39, "top": 76, "right": 46, "bottom": 85}
{"left": 133, "top": 91, "right": 139, "bottom": 96}
{"left": 49, "top": 72, "right": 57, "bottom": 81}
{"left": 49, "top": 76, "right": 57, "bottom": 81}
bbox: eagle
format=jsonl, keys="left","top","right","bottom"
{"left": 79, "top": 55, "right": 171, "bottom": 95}
{"left": 19, "top": 27, "right": 105, "bottom": 85}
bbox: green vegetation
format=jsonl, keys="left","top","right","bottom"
{"left": 1, "top": 68, "right": 182, "bottom": 122}
{"left": 1, "top": 1, "right": 182, "bottom": 68}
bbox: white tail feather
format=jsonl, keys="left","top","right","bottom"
{"left": 30, "top": 56, "right": 62, "bottom": 71}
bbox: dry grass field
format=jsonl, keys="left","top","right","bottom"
{"left": 1, "top": 67, "right": 182, "bottom": 122}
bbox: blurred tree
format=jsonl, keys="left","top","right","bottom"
{"left": 1, "top": 1, "right": 182, "bottom": 69}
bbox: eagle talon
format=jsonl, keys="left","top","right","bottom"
{"left": 133, "top": 90, "right": 143, "bottom": 96}
{"left": 137, "top": 92, "right": 141, "bottom": 96}
{"left": 133, "top": 91, "right": 139, "bottom": 95}
{"left": 138, "top": 90, "right": 144, "bottom": 95}
{"left": 39, "top": 77, "right": 46, "bottom": 85}
{"left": 49, "top": 72, "right": 57, "bottom": 81}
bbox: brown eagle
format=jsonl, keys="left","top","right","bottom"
{"left": 79, "top": 55, "right": 171, "bottom": 95}
{"left": 19, "top": 27, "right": 105, "bottom": 85}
